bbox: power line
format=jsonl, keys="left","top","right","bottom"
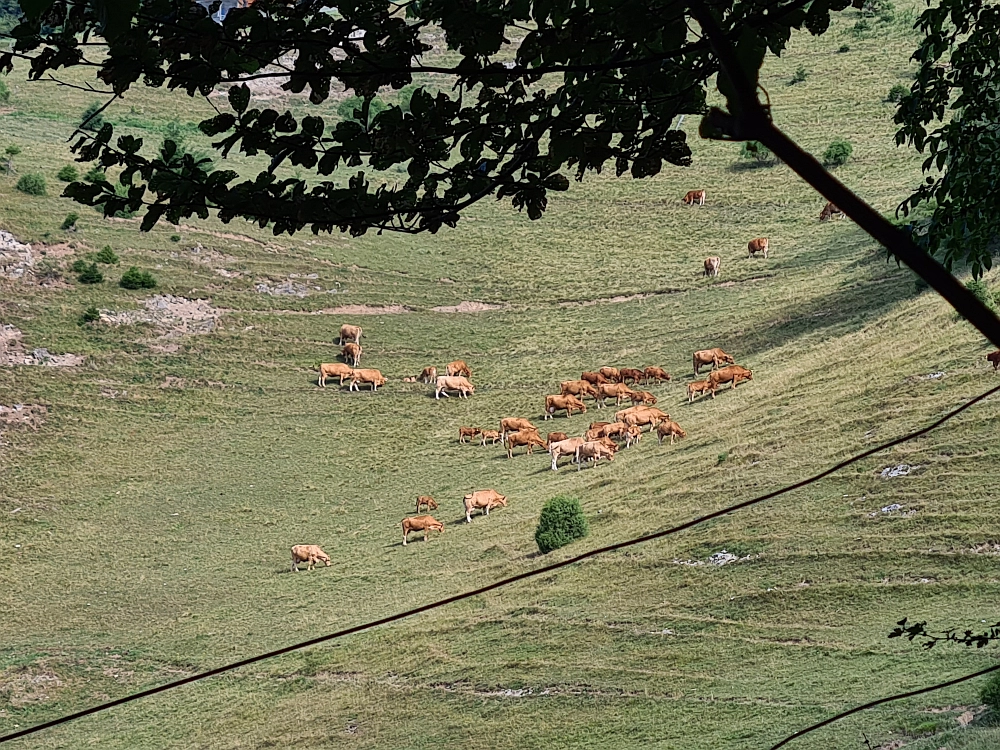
{"left": 769, "top": 663, "right": 1000, "bottom": 749}
{"left": 2, "top": 382, "right": 998, "bottom": 745}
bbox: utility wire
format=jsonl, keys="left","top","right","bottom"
{"left": 2, "top": 382, "right": 998, "bottom": 745}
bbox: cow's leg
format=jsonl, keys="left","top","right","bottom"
{"left": 466, "top": 510, "right": 472, "bottom": 523}
{"left": 403, "top": 530, "right": 408, "bottom": 545}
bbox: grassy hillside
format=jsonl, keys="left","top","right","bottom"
{"left": 3, "top": 4, "right": 1000, "bottom": 749}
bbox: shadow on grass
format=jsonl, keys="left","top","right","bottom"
{"left": 726, "top": 160, "right": 780, "bottom": 173}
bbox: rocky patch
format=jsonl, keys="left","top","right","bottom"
{"left": 1, "top": 325, "right": 84, "bottom": 366}
{"left": 0, "top": 404, "right": 46, "bottom": 430}
{"left": 100, "top": 295, "right": 223, "bottom": 338}
{"left": 432, "top": 301, "right": 505, "bottom": 313}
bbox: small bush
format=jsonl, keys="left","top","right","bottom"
{"left": 60, "top": 212, "right": 80, "bottom": 231}
{"left": 79, "top": 306, "right": 100, "bottom": 325}
{"left": 790, "top": 66, "right": 809, "bottom": 85}
{"left": 851, "top": 18, "right": 871, "bottom": 36}
{"left": 16, "top": 172, "right": 47, "bottom": 196}
{"left": 967, "top": 279, "right": 995, "bottom": 310}
{"left": 57, "top": 164, "right": 79, "bottom": 182}
{"left": 823, "top": 138, "right": 854, "bottom": 167}
{"left": 886, "top": 83, "right": 908, "bottom": 103}
{"left": 981, "top": 673, "right": 1000, "bottom": 713}
{"left": 0, "top": 79, "right": 9, "bottom": 104}
{"left": 170, "top": 234, "right": 181, "bottom": 242}
{"left": 70, "top": 258, "right": 89, "bottom": 274}
{"left": 83, "top": 165, "right": 106, "bottom": 183}
{"left": 3, "top": 144, "right": 19, "bottom": 173}
{"left": 94, "top": 245, "right": 119, "bottom": 264}
{"left": 740, "top": 140, "right": 774, "bottom": 163}
{"left": 119, "top": 266, "right": 157, "bottom": 289}
{"left": 535, "top": 495, "right": 589, "bottom": 554}
{"left": 77, "top": 262, "right": 104, "bottom": 284}
{"left": 80, "top": 100, "right": 106, "bottom": 131}
{"left": 838, "top": 44, "right": 851, "bottom": 52}
{"left": 717, "top": 451, "right": 729, "bottom": 465}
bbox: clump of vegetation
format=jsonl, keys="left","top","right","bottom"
{"left": 823, "top": 138, "right": 854, "bottom": 167}
{"left": 886, "top": 83, "right": 909, "bottom": 103}
{"left": 838, "top": 44, "right": 851, "bottom": 52}
{"left": 79, "top": 306, "right": 101, "bottom": 325}
{"left": 0, "top": 79, "right": 9, "bottom": 104}
{"left": 15, "top": 172, "right": 46, "bottom": 196}
{"left": 83, "top": 165, "right": 106, "bottom": 182}
{"left": 34, "top": 258, "right": 61, "bottom": 283}
{"left": 94, "top": 245, "right": 119, "bottom": 264}
{"left": 119, "top": 266, "right": 157, "bottom": 289}
{"left": 80, "top": 100, "right": 106, "bottom": 131}
{"left": 170, "top": 234, "right": 181, "bottom": 242}
{"left": 739, "top": 140, "right": 774, "bottom": 164}
{"left": 981, "top": 672, "right": 1000, "bottom": 713}
{"left": 717, "top": 451, "right": 729, "bottom": 465}
{"left": 966, "top": 279, "right": 995, "bottom": 310}
{"left": 861, "top": 0, "right": 895, "bottom": 22}
{"left": 57, "top": 164, "right": 79, "bottom": 182}
{"left": 535, "top": 495, "right": 589, "bottom": 554}
{"left": 60, "top": 212, "right": 80, "bottom": 231}
{"left": 76, "top": 262, "right": 104, "bottom": 284}
{"left": 4, "top": 144, "right": 20, "bottom": 173}
{"left": 851, "top": 18, "right": 871, "bottom": 36}
{"left": 789, "top": 66, "right": 809, "bottom": 85}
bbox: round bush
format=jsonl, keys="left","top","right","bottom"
{"left": 57, "top": 164, "right": 79, "bottom": 182}
{"left": 535, "top": 495, "right": 589, "bottom": 554}
{"left": 94, "top": 245, "right": 119, "bottom": 264}
{"left": 60, "top": 212, "right": 79, "bottom": 230}
{"left": 823, "top": 138, "right": 853, "bottom": 167}
{"left": 77, "top": 262, "right": 104, "bottom": 284}
{"left": 886, "top": 83, "right": 908, "bottom": 103}
{"left": 79, "top": 306, "right": 100, "bottom": 325}
{"left": 16, "top": 172, "right": 47, "bottom": 196}
{"left": 981, "top": 672, "right": 1000, "bottom": 713}
{"left": 119, "top": 266, "right": 157, "bottom": 289}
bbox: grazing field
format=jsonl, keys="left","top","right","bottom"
{"left": 3, "top": 4, "right": 1000, "bottom": 749}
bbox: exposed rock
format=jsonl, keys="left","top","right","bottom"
{"left": 100, "top": 295, "right": 223, "bottom": 337}
{"left": 432, "top": 301, "right": 505, "bottom": 313}
{"left": 1, "top": 325, "right": 84, "bottom": 366}
{"left": 0, "top": 231, "right": 33, "bottom": 280}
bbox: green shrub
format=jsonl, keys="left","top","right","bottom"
{"left": 981, "top": 672, "right": 1000, "bottom": 713}
{"left": 717, "top": 451, "right": 729, "bottom": 465}
{"left": 77, "top": 262, "right": 104, "bottom": 284}
{"left": 15, "top": 172, "right": 47, "bottom": 196}
{"left": 535, "top": 495, "right": 589, "bottom": 554}
{"left": 70, "top": 258, "right": 89, "bottom": 274}
{"left": 823, "top": 138, "right": 853, "bottom": 167}
{"left": 740, "top": 140, "right": 774, "bottom": 163}
{"left": 3, "top": 144, "right": 19, "bottom": 173}
{"left": 79, "top": 306, "right": 100, "bottom": 325}
{"left": 886, "top": 83, "right": 908, "bottom": 103}
{"left": 119, "top": 266, "right": 157, "bottom": 289}
{"left": 851, "top": 18, "right": 871, "bottom": 36}
{"left": 83, "top": 165, "right": 106, "bottom": 182}
{"left": 60, "top": 212, "right": 79, "bottom": 230}
{"left": 967, "top": 279, "right": 995, "bottom": 310}
{"left": 790, "top": 66, "right": 809, "bottom": 84}
{"left": 0, "top": 79, "right": 9, "bottom": 104}
{"left": 57, "top": 164, "right": 79, "bottom": 182}
{"left": 80, "top": 100, "right": 106, "bottom": 131}
{"left": 169, "top": 234, "right": 181, "bottom": 242}
{"left": 94, "top": 245, "right": 119, "bottom": 264}
{"left": 838, "top": 44, "right": 851, "bottom": 52}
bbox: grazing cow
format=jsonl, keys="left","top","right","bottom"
{"left": 623, "top": 410, "right": 663, "bottom": 431}
{"left": 318, "top": 362, "right": 353, "bottom": 388}
{"left": 338, "top": 324, "right": 362, "bottom": 345}
{"left": 588, "top": 421, "right": 611, "bottom": 431}
{"left": 342, "top": 342, "right": 362, "bottom": 368}
{"left": 458, "top": 426, "right": 482, "bottom": 443}
{"left": 575, "top": 441, "right": 617, "bottom": 470}
{"left": 656, "top": 420, "right": 687, "bottom": 445}
{"left": 625, "top": 424, "right": 642, "bottom": 447}
{"left": 683, "top": 189, "right": 706, "bottom": 206}
{"left": 619, "top": 367, "right": 645, "bottom": 384}
{"left": 704, "top": 256, "right": 721, "bottom": 278}
{"left": 435, "top": 375, "right": 474, "bottom": 399}
{"left": 595, "top": 383, "right": 634, "bottom": 408}
{"left": 546, "top": 431, "right": 569, "bottom": 448}
{"left": 748, "top": 237, "right": 769, "bottom": 258}
{"left": 613, "top": 404, "right": 647, "bottom": 422}
{"left": 599, "top": 366, "right": 620, "bottom": 382}
{"left": 820, "top": 201, "right": 845, "bottom": 221}
{"left": 693, "top": 348, "right": 735, "bottom": 375}
{"left": 416, "top": 496, "right": 439, "bottom": 513}
{"left": 629, "top": 390, "right": 657, "bottom": 406}
{"left": 687, "top": 379, "right": 714, "bottom": 402}
{"left": 544, "top": 394, "right": 586, "bottom": 419}
{"left": 463, "top": 489, "right": 507, "bottom": 523}
{"left": 291, "top": 544, "right": 331, "bottom": 572}
{"left": 560, "top": 380, "right": 599, "bottom": 400}
{"left": 507, "top": 430, "right": 547, "bottom": 458}
{"left": 586, "top": 422, "right": 627, "bottom": 441}
{"left": 643, "top": 366, "right": 671, "bottom": 384}
{"left": 419, "top": 366, "right": 438, "bottom": 384}
{"left": 549, "top": 437, "right": 586, "bottom": 471}
{"left": 581, "top": 371, "right": 610, "bottom": 386}
{"left": 480, "top": 429, "right": 502, "bottom": 446}
{"left": 500, "top": 417, "right": 537, "bottom": 438}
{"left": 446, "top": 360, "right": 472, "bottom": 378}
{"left": 348, "top": 368, "right": 386, "bottom": 391}
{"left": 988, "top": 350, "right": 1000, "bottom": 371}
{"left": 709, "top": 365, "right": 753, "bottom": 396}
{"left": 402, "top": 515, "right": 444, "bottom": 545}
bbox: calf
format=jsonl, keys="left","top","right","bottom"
{"left": 709, "top": 365, "right": 753, "bottom": 396}
{"left": 416, "top": 496, "right": 439, "bottom": 513}
{"left": 458, "top": 426, "right": 482, "bottom": 443}
{"left": 419, "top": 366, "right": 438, "bottom": 383}
{"left": 747, "top": 237, "right": 769, "bottom": 258}
{"left": 463, "top": 489, "right": 507, "bottom": 523}
{"left": 480, "top": 429, "right": 502, "bottom": 446}
{"left": 338, "top": 324, "right": 362, "bottom": 345}
{"left": 402, "top": 515, "right": 444, "bottom": 545}
{"left": 546, "top": 431, "right": 569, "bottom": 448}
{"left": 342, "top": 342, "right": 362, "bottom": 368}
{"left": 687, "top": 380, "right": 714, "bottom": 402}
{"left": 683, "top": 189, "right": 706, "bottom": 206}
{"left": 820, "top": 201, "right": 845, "bottom": 221}
{"left": 586, "top": 421, "right": 627, "bottom": 441}
{"left": 693, "top": 348, "right": 735, "bottom": 375}
{"left": 349, "top": 368, "right": 386, "bottom": 391}
{"left": 560, "top": 380, "right": 599, "bottom": 400}
{"left": 656, "top": 420, "right": 687, "bottom": 445}
{"left": 291, "top": 544, "right": 331, "bottom": 572}
{"left": 575, "top": 441, "right": 617, "bottom": 470}
{"left": 643, "top": 366, "right": 671, "bottom": 384}
{"left": 500, "top": 417, "right": 537, "bottom": 438}
{"left": 435, "top": 375, "right": 474, "bottom": 399}
{"left": 318, "top": 362, "right": 353, "bottom": 388}
{"left": 446, "top": 360, "right": 472, "bottom": 378}
{"left": 549, "top": 437, "right": 586, "bottom": 471}
{"left": 629, "top": 390, "right": 657, "bottom": 406}
{"left": 581, "top": 371, "right": 609, "bottom": 386}
{"left": 704, "top": 256, "right": 721, "bottom": 277}
{"left": 625, "top": 424, "right": 642, "bottom": 447}
{"left": 544, "top": 394, "right": 586, "bottom": 419}
{"left": 988, "top": 350, "right": 1000, "bottom": 371}
{"left": 507, "top": 430, "right": 547, "bottom": 458}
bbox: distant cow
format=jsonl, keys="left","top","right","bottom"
{"left": 820, "top": 201, "right": 845, "bottom": 221}
{"left": 544, "top": 394, "right": 586, "bottom": 419}
{"left": 507, "top": 430, "right": 547, "bottom": 458}
{"left": 500, "top": 417, "right": 537, "bottom": 438}
{"left": 581, "top": 371, "right": 610, "bottom": 386}
{"left": 338, "top": 324, "right": 362, "bottom": 345}
{"left": 629, "top": 390, "right": 657, "bottom": 406}
{"left": 988, "top": 350, "right": 1000, "bottom": 371}
{"left": 446, "top": 360, "right": 472, "bottom": 378}
{"left": 560, "top": 380, "right": 599, "bottom": 400}
{"left": 348, "top": 368, "right": 386, "bottom": 391}
{"left": 291, "top": 544, "right": 331, "bottom": 572}
{"left": 463, "top": 489, "right": 507, "bottom": 523}
{"left": 402, "top": 515, "right": 444, "bottom": 545}
{"left": 419, "top": 366, "right": 438, "bottom": 383}
{"left": 595, "top": 383, "right": 633, "bottom": 408}
{"left": 318, "top": 362, "right": 353, "bottom": 388}
{"left": 435, "top": 375, "right": 474, "bottom": 399}
{"left": 656, "top": 420, "right": 687, "bottom": 445}
{"left": 619, "top": 367, "right": 645, "bottom": 384}
{"left": 599, "top": 366, "right": 620, "bottom": 382}
{"left": 693, "top": 348, "right": 735, "bottom": 375}
{"left": 704, "top": 256, "right": 721, "bottom": 278}
{"left": 709, "top": 365, "right": 753, "bottom": 396}
{"left": 643, "top": 366, "right": 671, "bottom": 384}
{"left": 687, "top": 380, "right": 714, "bottom": 402}
{"left": 748, "top": 238, "right": 769, "bottom": 259}
{"left": 458, "top": 426, "right": 481, "bottom": 443}
{"left": 342, "top": 342, "right": 362, "bottom": 368}
{"left": 480, "top": 429, "right": 502, "bottom": 446}
{"left": 549, "top": 437, "right": 586, "bottom": 471}
{"left": 575, "top": 441, "right": 616, "bottom": 470}
{"left": 683, "top": 189, "right": 706, "bottom": 206}
{"left": 546, "top": 431, "right": 569, "bottom": 448}
{"left": 416, "top": 496, "right": 439, "bottom": 512}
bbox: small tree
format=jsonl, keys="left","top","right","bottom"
{"left": 823, "top": 138, "right": 854, "bottom": 167}
{"left": 57, "top": 164, "right": 79, "bottom": 182}
{"left": 79, "top": 306, "right": 101, "bottom": 325}
{"left": 60, "top": 212, "right": 80, "bottom": 230}
{"left": 16, "top": 172, "right": 46, "bottom": 196}
{"left": 83, "top": 165, "right": 106, "bottom": 182}
{"left": 535, "top": 495, "right": 589, "bottom": 554}
{"left": 77, "top": 262, "right": 104, "bottom": 284}
{"left": 789, "top": 66, "right": 809, "bottom": 84}
{"left": 119, "top": 266, "right": 157, "bottom": 289}
{"left": 4, "top": 144, "right": 20, "bottom": 173}
{"left": 94, "top": 245, "right": 119, "bottom": 264}
{"left": 80, "top": 100, "right": 106, "bottom": 131}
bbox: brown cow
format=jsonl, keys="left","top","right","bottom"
{"left": 402, "top": 515, "right": 444, "bottom": 545}
{"left": 629, "top": 390, "right": 657, "bottom": 406}
{"left": 709, "top": 365, "right": 753, "bottom": 396}
{"left": 586, "top": 421, "right": 627, "bottom": 441}
{"left": 625, "top": 424, "right": 643, "bottom": 447}
{"left": 595, "top": 383, "right": 634, "bottom": 408}
{"left": 500, "top": 417, "right": 537, "bottom": 438}
{"left": 693, "top": 348, "right": 735, "bottom": 375}
{"left": 657, "top": 420, "right": 687, "bottom": 445}
{"left": 748, "top": 237, "right": 769, "bottom": 259}
{"left": 458, "top": 426, "right": 482, "bottom": 443}
{"left": 435, "top": 375, "right": 474, "bottom": 399}
{"left": 613, "top": 404, "right": 647, "bottom": 422}
{"left": 348, "top": 368, "right": 386, "bottom": 391}
{"left": 446, "top": 360, "right": 472, "bottom": 378}
{"left": 683, "top": 189, "right": 706, "bottom": 206}
{"left": 988, "top": 350, "right": 1000, "bottom": 371}
{"left": 318, "top": 362, "right": 353, "bottom": 388}
{"left": 338, "top": 324, "right": 362, "bottom": 345}
{"left": 643, "top": 366, "right": 671, "bottom": 384}
{"left": 575, "top": 441, "right": 617, "bottom": 470}
{"left": 546, "top": 431, "right": 569, "bottom": 448}
{"left": 623, "top": 410, "right": 664, "bottom": 431}
{"left": 588, "top": 421, "right": 611, "bottom": 431}
{"left": 687, "top": 379, "right": 714, "bottom": 402}
{"left": 704, "top": 256, "right": 721, "bottom": 278}
{"left": 416, "top": 496, "right": 439, "bottom": 513}
{"left": 418, "top": 366, "right": 438, "bottom": 384}
{"left": 544, "top": 394, "right": 586, "bottom": 419}
{"left": 480, "top": 429, "right": 502, "bottom": 446}
{"left": 342, "top": 342, "right": 362, "bottom": 368}
{"left": 619, "top": 367, "right": 645, "bottom": 384}
{"left": 599, "top": 366, "right": 620, "bottom": 382}
{"left": 507, "top": 430, "right": 547, "bottom": 458}
{"left": 820, "top": 201, "right": 845, "bottom": 221}
{"left": 463, "top": 489, "right": 507, "bottom": 523}
{"left": 581, "top": 371, "right": 610, "bottom": 386}
{"left": 549, "top": 437, "right": 586, "bottom": 470}
{"left": 291, "top": 544, "right": 331, "bottom": 572}
{"left": 560, "top": 380, "right": 599, "bottom": 400}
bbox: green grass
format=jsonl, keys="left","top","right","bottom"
{"left": 2, "top": 4, "right": 1000, "bottom": 749}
